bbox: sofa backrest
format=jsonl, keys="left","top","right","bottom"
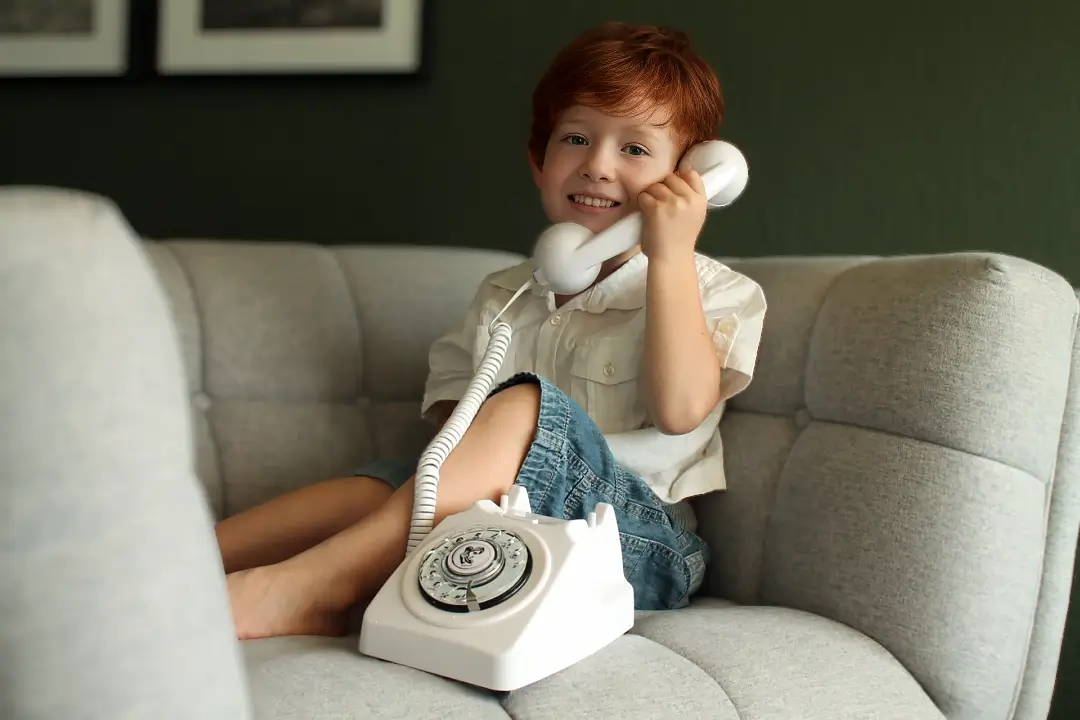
{"left": 144, "top": 240, "right": 523, "bottom": 518}
{"left": 144, "top": 238, "right": 1079, "bottom": 720}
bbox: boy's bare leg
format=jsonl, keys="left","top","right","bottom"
{"left": 226, "top": 383, "right": 540, "bottom": 640}
{"left": 215, "top": 476, "right": 395, "bottom": 574}
{"left": 217, "top": 402, "right": 459, "bottom": 575}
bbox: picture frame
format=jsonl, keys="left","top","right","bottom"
{"left": 0, "top": 0, "right": 130, "bottom": 77}
{"left": 157, "top": 0, "right": 424, "bottom": 76}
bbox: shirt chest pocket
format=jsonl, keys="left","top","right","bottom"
{"left": 569, "top": 336, "right": 645, "bottom": 434}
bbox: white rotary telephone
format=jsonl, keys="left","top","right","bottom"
{"left": 358, "top": 140, "right": 749, "bottom": 691}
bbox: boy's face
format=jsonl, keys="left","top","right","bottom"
{"left": 530, "top": 103, "right": 683, "bottom": 236}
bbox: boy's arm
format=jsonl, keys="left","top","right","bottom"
{"left": 638, "top": 168, "right": 766, "bottom": 435}
{"left": 643, "top": 252, "right": 722, "bottom": 435}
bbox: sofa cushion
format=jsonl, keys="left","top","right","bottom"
{"left": 244, "top": 599, "right": 942, "bottom": 719}
{"left": 499, "top": 631, "right": 740, "bottom": 718}
{"left": 244, "top": 635, "right": 508, "bottom": 719}
{"left": 243, "top": 633, "right": 740, "bottom": 719}
{"left": 632, "top": 599, "right": 944, "bottom": 719}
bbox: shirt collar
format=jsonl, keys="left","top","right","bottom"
{"left": 489, "top": 252, "right": 649, "bottom": 313}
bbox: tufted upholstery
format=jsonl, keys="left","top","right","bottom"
{"left": 143, "top": 240, "right": 525, "bottom": 520}
{"left": 142, "top": 234, "right": 1080, "bottom": 720}
{"left": 692, "top": 255, "right": 1080, "bottom": 720}
{"left": 4, "top": 187, "right": 1078, "bottom": 720}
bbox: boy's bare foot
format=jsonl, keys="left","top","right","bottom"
{"left": 226, "top": 565, "right": 348, "bottom": 641}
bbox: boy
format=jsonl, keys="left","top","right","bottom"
{"left": 216, "top": 22, "right": 767, "bottom": 640}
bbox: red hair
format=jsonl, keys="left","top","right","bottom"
{"left": 529, "top": 22, "right": 724, "bottom": 167}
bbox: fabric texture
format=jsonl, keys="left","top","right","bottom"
{"left": 0, "top": 188, "right": 252, "bottom": 719}
{"left": 629, "top": 599, "right": 948, "bottom": 719}
{"left": 421, "top": 253, "right": 767, "bottom": 504}
{"left": 1015, "top": 289, "right": 1080, "bottom": 720}
{"left": 697, "top": 253, "right": 1080, "bottom": 720}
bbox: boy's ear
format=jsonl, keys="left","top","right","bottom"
{"left": 528, "top": 149, "right": 542, "bottom": 187}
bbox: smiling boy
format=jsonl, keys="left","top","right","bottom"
{"left": 215, "top": 21, "right": 767, "bottom": 640}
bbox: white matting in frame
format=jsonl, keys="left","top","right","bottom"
{"left": 0, "top": 0, "right": 129, "bottom": 76}
{"left": 158, "top": 0, "right": 423, "bottom": 74}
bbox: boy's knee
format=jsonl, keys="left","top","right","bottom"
{"left": 481, "top": 381, "right": 541, "bottom": 432}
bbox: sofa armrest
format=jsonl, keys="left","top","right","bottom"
{"left": 0, "top": 188, "right": 251, "bottom": 718}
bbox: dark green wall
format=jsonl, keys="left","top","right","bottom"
{"left": 3, "top": 1, "right": 1078, "bottom": 273}
{"left": 1, "top": 0, "right": 1077, "bottom": 715}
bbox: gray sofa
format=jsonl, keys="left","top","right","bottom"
{"left": 2, "top": 185, "right": 1077, "bottom": 720}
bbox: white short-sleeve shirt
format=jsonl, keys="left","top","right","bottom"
{"left": 421, "top": 251, "right": 767, "bottom": 505}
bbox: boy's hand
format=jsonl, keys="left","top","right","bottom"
{"left": 638, "top": 169, "right": 708, "bottom": 263}
{"left": 426, "top": 400, "right": 457, "bottom": 433}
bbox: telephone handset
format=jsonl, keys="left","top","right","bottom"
{"left": 531, "top": 140, "right": 749, "bottom": 295}
{"left": 359, "top": 140, "right": 748, "bottom": 692}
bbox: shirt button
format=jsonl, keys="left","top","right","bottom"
{"left": 603, "top": 363, "right": 615, "bottom": 377}
{"left": 550, "top": 315, "right": 561, "bottom": 325}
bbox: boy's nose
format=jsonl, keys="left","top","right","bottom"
{"left": 578, "top": 151, "right": 615, "bottom": 182}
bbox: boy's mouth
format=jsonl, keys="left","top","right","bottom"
{"left": 568, "top": 194, "right": 621, "bottom": 210}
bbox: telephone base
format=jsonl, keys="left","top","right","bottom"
{"left": 358, "top": 486, "right": 635, "bottom": 691}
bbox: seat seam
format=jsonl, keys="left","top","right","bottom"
{"left": 325, "top": 246, "right": 365, "bottom": 399}
{"left": 627, "top": 629, "right": 744, "bottom": 718}
{"left": 326, "top": 246, "right": 378, "bottom": 464}
{"left": 725, "top": 405, "right": 1054, "bottom": 483}
{"left": 806, "top": 415, "right": 1045, "bottom": 485}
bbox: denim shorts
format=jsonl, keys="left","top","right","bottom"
{"left": 354, "top": 372, "right": 709, "bottom": 611}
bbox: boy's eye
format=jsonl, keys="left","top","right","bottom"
{"left": 624, "top": 144, "right": 648, "bottom": 156}
{"left": 566, "top": 134, "right": 587, "bottom": 145}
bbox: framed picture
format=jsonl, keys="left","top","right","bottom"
{"left": 157, "top": 0, "right": 423, "bottom": 75}
{"left": 0, "top": 0, "right": 129, "bottom": 76}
